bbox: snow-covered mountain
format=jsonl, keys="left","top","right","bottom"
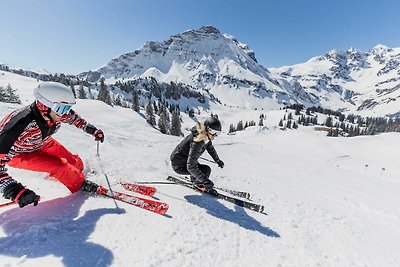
{"left": 270, "top": 45, "right": 400, "bottom": 117}
{"left": 79, "top": 26, "right": 289, "bottom": 110}
{"left": 78, "top": 26, "right": 400, "bottom": 116}
{"left": 3, "top": 26, "right": 400, "bottom": 117}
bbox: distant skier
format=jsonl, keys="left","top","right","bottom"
{"left": 0, "top": 82, "right": 104, "bottom": 208}
{"left": 170, "top": 116, "right": 224, "bottom": 191}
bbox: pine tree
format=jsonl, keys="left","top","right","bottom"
{"left": 0, "top": 86, "right": 7, "bottom": 101}
{"left": 97, "top": 79, "right": 111, "bottom": 105}
{"left": 131, "top": 91, "right": 140, "bottom": 112}
{"left": 170, "top": 109, "right": 181, "bottom": 136}
{"left": 333, "top": 127, "right": 339, "bottom": 137}
{"left": 88, "top": 86, "right": 93, "bottom": 99}
{"left": 325, "top": 116, "right": 333, "bottom": 127}
{"left": 153, "top": 101, "right": 159, "bottom": 114}
{"left": 0, "top": 84, "right": 21, "bottom": 104}
{"left": 347, "top": 114, "right": 355, "bottom": 123}
{"left": 145, "top": 102, "right": 156, "bottom": 126}
{"left": 237, "top": 120, "right": 244, "bottom": 131}
{"left": 70, "top": 84, "right": 76, "bottom": 98}
{"left": 189, "top": 108, "right": 195, "bottom": 118}
{"left": 259, "top": 114, "right": 264, "bottom": 126}
{"left": 114, "top": 95, "right": 122, "bottom": 106}
{"left": 78, "top": 84, "right": 86, "bottom": 99}
{"left": 5, "top": 84, "right": 21, "bottom": 104}
{"left": 229, "top": 124, "right": 236, "bottom": 133}
{"left": 158, "top": 112, "right": 167, "bottom": 134}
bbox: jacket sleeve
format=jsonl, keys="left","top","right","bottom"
{"left": 205, "top": 142, "right": 220, "bottom": 162}
{"left": 0, "top": 156, "right": 18, "bottom": 196}
{"left": 61, "top": 110, "right": 97, "bottom": 135}
{"left": 60, "top": 110, "right": 88, "bottom": 130}
{"left": 187, "top": 142, "right": 206, "bottom": 181}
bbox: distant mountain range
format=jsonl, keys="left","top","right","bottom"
{"left": 270, "top": 45, "right": 400, "bottom": 117}
{"left": 2, "top": 26, "right": 400, "bottom": 116}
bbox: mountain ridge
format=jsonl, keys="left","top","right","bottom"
{"left": 2, "top": 26, "right": 400, "bottom": 116}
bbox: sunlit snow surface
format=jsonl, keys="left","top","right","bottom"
{"left": 1, "top": 71, "right": 399, "bottom": 266}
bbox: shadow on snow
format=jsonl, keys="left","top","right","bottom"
{"left": 0, "top": 193, "right": 125, "bottom": 267}
{"left": 184, "top": 195, "right": 280, "bottom": 238}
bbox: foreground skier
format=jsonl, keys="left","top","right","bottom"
{"left": 0, "top": 82, "right": 103, "bottom": 208}
{"left": 170, "top": 116, "right": 224, "bottom": 191}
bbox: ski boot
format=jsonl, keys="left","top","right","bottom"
{"left": 80, "top": 180, "right": 100, "bottom": 194}
{"left": 191, "top": 177, "right": 217, "bottom": 195}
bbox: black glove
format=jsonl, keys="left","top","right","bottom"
{"left": 216, "top": 159, "right": 224, "bottom": 168}
{"left": 84, "top": 124, "right": 104, "bottom": 143}
{"left": 94, "top": 129, "right": 104, "bottom": 143}
{"left": 3, "top": 183, "right": 39, "bottom": 208}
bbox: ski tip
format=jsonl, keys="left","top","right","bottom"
{"left": 259, "top": 205, "right": 265, "bottom": 213}
{"left": 147, "top": 188, "right": 157, "bottom": 197}
{"left": 157, "top": 204, "right": 169, "bottom": 215}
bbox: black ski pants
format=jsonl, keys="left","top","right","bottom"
{"left": 172, "top": 163, "right": 211, "bottom": 181}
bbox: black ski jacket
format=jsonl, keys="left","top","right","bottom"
{"left": 170, "top": 122, "right": 220, "bottom": 180}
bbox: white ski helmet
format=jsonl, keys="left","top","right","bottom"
{"left": 34, "top": 82, "right": 76, "bottom": 115}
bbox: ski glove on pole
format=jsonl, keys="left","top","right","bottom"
{"left": 84, "top": 124, "right": 105, "bottom": 143}
{"left": 216, "top": 159, "right": 224, "bottom": 168}
{"left": 93, "top": 129, "right": 104, "bottom": 143}
{"left": 3, "top": 183, "right": 39, "bottom": 208}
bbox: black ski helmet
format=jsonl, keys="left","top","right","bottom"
{"left": 204, "top": 116, "right": 222, "bottom": 131}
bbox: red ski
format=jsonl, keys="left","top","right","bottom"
{"left": 118, "top": 182, "right": 156, "bottom": 197}
{"left": 96, "top": 186, "right": 168, "bottom": 215}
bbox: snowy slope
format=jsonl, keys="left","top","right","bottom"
{"left": 1, "top": 72, "right": 400, "bottom": 267}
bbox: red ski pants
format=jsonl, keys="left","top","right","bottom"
{"left": 8, "top": 138, "right": 85, "bottom": 193}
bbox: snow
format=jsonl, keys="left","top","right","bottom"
{"left": 1, "top": 72, "right": 400, "bottom": 266}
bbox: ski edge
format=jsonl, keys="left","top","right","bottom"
{"left": 167, "top": 176, "right": 264, "bottom": 213}
{"left": 96, "top": 186, "right": 169, "bottom": 215}
{"left": 179, "top": 176, "right": 251, "bottom": 200}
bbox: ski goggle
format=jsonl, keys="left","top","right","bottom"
{"left": 52, "top": 102, "right": 73, "bottom": 116}
{"left": 208, "top": 128, "right": 221, "bottom": 137}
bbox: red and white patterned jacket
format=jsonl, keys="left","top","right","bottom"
{"left": 0, "top": 102, "right": 93, "bottom": 193}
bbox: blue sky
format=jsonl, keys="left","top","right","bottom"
{"left": 1, "top": 0, "right": 399, "bottom": 74}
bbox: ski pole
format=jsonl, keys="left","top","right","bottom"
{"left": 199, "top": 157, "right": 217, "bottom": 165}
{"left": 95, "top": 147, "right": 119, "bottom": 208}
{"left": 134, "top": 181, "right": 177, "bottom": 185}
{"left": 0, "top": 201, "right": 16, "bottom": 208}
{"left": 96, "top": 141, "right": 100, "bottom": 157}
